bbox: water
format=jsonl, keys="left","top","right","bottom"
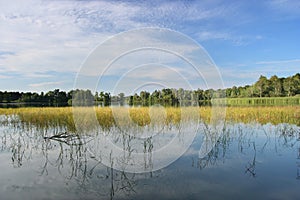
{"left": 0, "top": 119, "right": 299, "bottom": 200}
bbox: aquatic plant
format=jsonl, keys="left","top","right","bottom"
{"left": 0, "top": 106, "right": 299, "bottom": 132}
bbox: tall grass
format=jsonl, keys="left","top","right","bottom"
{"left": 213, "top": 97, "right": 300, "bottom": 106}
{"left": 0, "top": 107, "right": 75, "bottom": 131}
{"left": 0, "top": 106, "right": 299, "bottom": 132}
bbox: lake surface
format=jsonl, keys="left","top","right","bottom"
{"left": 0, "top": 117, "right": 299, "bottom": 200}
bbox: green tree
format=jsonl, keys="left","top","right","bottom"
{"left": 128, "top": 95, "right": 134, "bottom": 106}
{"left": 72, "top": 89, "right": 94, "bottom": 106}
{"left": 118, "top": 93, "right": 125, "bottom": 106}
{"left": 283, "top": 77, "right": 296, "bottom": 97}
{"left": 103, "top": 92, "right": 111, "bottom": 106}
{"left": 230, "top": 86, "right": 238, "bottom": 97}
{"left": 254, "top": 75, "right": 269, "bottom": 97}
{"left": 140, "top": 91, "right": 150, "bottom": 106}
{"left": 150, "top": 90, "right": 161, "bottom": 105}
{"left": 269, "top": 75, "right": 283, "bottom": 97}
{"left": 292, "top": 73, "right": 300, "bottom": 95}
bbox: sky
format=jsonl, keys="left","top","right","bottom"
{"left": 0, "top": 0, "right": 299, "bottom": 93}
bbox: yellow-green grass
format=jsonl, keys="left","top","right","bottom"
{"left": 225, "top": 106, "right": 299, "bottom": 125}
{"left": 0, "top": 106, "right": 299, "bottom": 132}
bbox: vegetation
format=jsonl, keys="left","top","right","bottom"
{"left": 214, "top": 96, "right": 300, "bottom": 106}
{"left": 0, "top": 73, "right": 299, "bottom": 107}
{"left": 226, "top": 73, "right": 300, "bottom": 98}
{"left": 0, "top": 106, "right": 299, "bottom": 132}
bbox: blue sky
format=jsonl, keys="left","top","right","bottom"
{"left": 0, "top": 0, "right": 299, "bottom": 93}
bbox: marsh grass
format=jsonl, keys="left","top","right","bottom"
{"left": 0, "top": 107, "right": 76, "bottom": 131}
{"left": 213, "top": 97, "right": 300, "bottom": 106}
{"left": 0, "top": 106, "right": 299, "bottom": 132}
{"left": 226, "top": 106, "right": 299, "bottom": 125}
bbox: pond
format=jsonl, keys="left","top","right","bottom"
{"left": 0, "top": 114, "right": 299, "bottom": 200}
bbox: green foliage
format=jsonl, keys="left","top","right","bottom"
{"left": 0, "top": 73, "right": 299, "bottom": 107}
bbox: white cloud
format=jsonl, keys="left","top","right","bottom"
{"left": 255, "top": 59, "right": 300, "bottom": 65}
{"left": 0, "top": 0, "right": 275, "bottom": 91}
{"left": 219, "top": 58, "right": 300, "bottom": 88}
{"left": 0, "top": 75, "right": 11, "bottom": 79}
{"left": 0, "top": 0, "right": 111, "bottom": 76}
{"left": 74, "top": 28, "right": 225, "bottom": 93}
{"left": 266, "top": 0, "right": 300, "bottom": 15}
{"left": 197, "top": 30, "right": 263, "bottom": 46}
{"left": 198, "top": 31, "right": 231, "bottom": 41}
{"left": 28, "top": 81, "right": 63, "bottom": 88}
{"left": 24, "top": 72, "right": 54, "bottom": 78}
{"left": 0, "top": 0, "right": 248, "bottom": 76}
{"left": 77, "top": 28, "right": 203, "bottom": 75}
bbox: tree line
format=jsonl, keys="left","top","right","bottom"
{"left": 0, "top": 73, "right": 299, "bottom": 106}
{"left": 226, "top": 73, "right": 300, "bottom": 98}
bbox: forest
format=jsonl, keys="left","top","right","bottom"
{"left": 0, "top": 73, "right": 299, "bottom": 107}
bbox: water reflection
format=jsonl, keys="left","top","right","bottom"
{"left": 0, "top": 127, "right": 140, "bottom": 199}
{"left": 297, "top": 147, "right": 300, "bottom": 180}
{"left": 40, "top": 141, "right": 137, "bottom": 199}
{"left": 0, "top": 120, "right": 299, "bottom": 199}
{"left": 189, "top": 123, "right": 300, "bottom": 180}
{"left": 244, "top": 142, "right": 257, "bottom": 177}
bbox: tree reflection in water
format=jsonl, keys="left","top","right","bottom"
{"left": 0, "top": 122, "right": 299, "bottom": 199}
{"left": 297, "top": 146, "right": 300, "bottom": 180}
{"left": 40, "top": 138, "right": 138, "bottom": 199}
{"left": 194, "top": 123, "right": 299, "bottom": 179}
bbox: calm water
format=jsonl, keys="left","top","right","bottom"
{"left": 0, "top": 118, "right": 299, "bottom": 200}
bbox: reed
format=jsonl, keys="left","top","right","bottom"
{"left": 213, "top": 97, "right": 300, "bottom": 106}
{"left": 0, "top": 106, "right": 299, "bottom": 132}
